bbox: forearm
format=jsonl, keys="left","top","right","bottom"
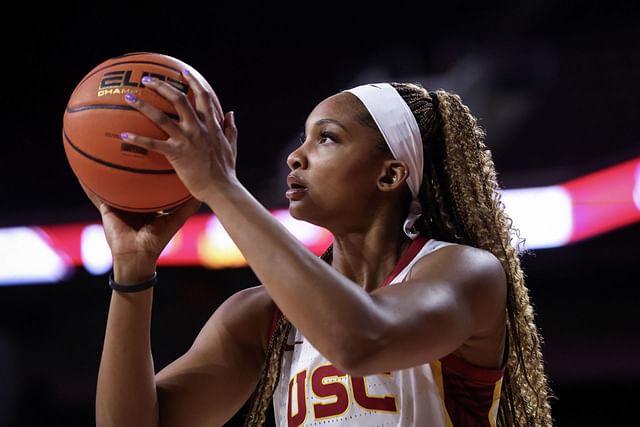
{"left": 204, "top": 185, "right": 381, "bottom": 364}
{"left": 96, "top": 261, "right": 159, "bottom": 427}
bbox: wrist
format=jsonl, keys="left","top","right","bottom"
{"left": 201, "top": 176, "right": 245, "bottom": 207}
{"left": 112, "top": 254, "right": 157, "bottom": 284}
{"left": 109, "top": 271, "right": 157, "bottom": 293}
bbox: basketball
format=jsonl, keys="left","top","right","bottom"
{"left": 63, "top": 52, "right": 217, "bottom": 212}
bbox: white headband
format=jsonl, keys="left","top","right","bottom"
{"left": 344, "top": 83, "right": 424, "bottom": 239}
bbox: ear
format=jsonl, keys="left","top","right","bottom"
{"left": 377, "top": 160, "right": 409, "bottom": 192}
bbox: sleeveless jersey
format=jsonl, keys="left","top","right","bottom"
{"left": 272, "top": 237, "right": 505, "bottom": 426}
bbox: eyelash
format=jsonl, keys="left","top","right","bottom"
{"left": 298, "top": 130, "right": 337, "bottom": 145}
{"left": 320, "top": 130, "right": 337, "bottom": 143}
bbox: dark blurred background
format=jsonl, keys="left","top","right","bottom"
{"left": 1, "top": 2, "right": 639, "bottom": 426}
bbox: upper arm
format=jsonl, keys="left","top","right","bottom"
{"left": 349, "top": 245, "right": 506, "bottom": 375}
{"left": 404, "top": 244, "right": 507, "bottom": 336}
{"left": 155, "top": 285, "right": 275, "bottom": 427}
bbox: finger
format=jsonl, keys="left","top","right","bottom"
{"left": 182, "top": 68, "right": 224, "bottom": 121}
{"left": 124, "top": 93, "right": 182, "bottom": 138}
{"left": 78, "top": 180, "right": 118, "bottom": 218}
{"left": 78, "top": 180, "right": 105, "bottom": 211}
{"left": 224, "top": 111, "right": 238, "bottom": 157}
{"left": 140, "top": 77, "right": 199, "bottom": 130}
{"left": 154, "top": 197, "right": 202, "bottom": 230}
{"left": 120, "top": 131, "right": 174, "bottom": 156}
{"left": 181, "top": 69, "right": 224, "bottom": 129}
{"left": 173, "top": 197, "right": 202, "bottom": 220}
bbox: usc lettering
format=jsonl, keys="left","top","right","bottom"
{"left": 287, "top": 365, "right": 398, "bottom": 426}
{"left": 311, "top": 365, "right": 350, "bottom": 419}
{"left": 287, "top": 370, "right": 308, "bottom": 426}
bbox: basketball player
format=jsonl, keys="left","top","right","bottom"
{"left": 87, "top": 73, "right": 553, "bottom": 426}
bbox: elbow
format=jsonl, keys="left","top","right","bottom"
{"left": 96, "top": 415, "right": 145, "bottom": 427}
{"left": 96, "top": 414, "right": 157, "bottom": 427}
{"left": 95, "top": 404, "right": 159, "bottom": 427}
{"left": 327, "top": 328, "right": 388, "bottom": 377}
{"left": 333, "top": 354, "right": 371, "bottom": 377}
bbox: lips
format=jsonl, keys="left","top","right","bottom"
{"left": 287, "top": 174, "right": 307, "bottom": 189}
{"left": 286, "top": 174, "right": 308, "bottom": 200}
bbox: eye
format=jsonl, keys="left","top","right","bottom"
{"left": 298, "top": 131, "right": 306, "bottom": 145}
{"left": 319, "top": 130, "right": 338, "bottom": 143}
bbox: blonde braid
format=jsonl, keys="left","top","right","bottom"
{"left": 244, "top": 247, "right": 333, "bottom": 426}
{"left": 244, "top": 314, "right": 291, "bottom": 427}
{"left": 392, "top": 83, "right": 553, "bottom": 426}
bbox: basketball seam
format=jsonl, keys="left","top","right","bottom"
{"left": 63, "top": 129, "right": 176, "bottom": 175}
{"left": 65, "top": 105, "right": 179, "bottom": 121}
{"left": 78, "top": 60, "right": 183, "bottom": 87}
{"left": 94, "top": 189, "right": 193, "bottom": 212}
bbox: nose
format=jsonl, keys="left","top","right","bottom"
{"left": 286, "top": 145, "right": 307, "bottom": 171}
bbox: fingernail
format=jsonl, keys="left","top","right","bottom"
{"left": 182, "top": 69, "right": 191, "bottom": 76}
{"left": 124, "top": 93, "right": 137, "bottom": 103}
{"left": 120, "top": 132, "right": 129, "bottom": 140}
{"left": 141, "top": 76, "right": 153, "bottom": 84}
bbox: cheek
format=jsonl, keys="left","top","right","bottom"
{"left": 309, "top": 149, "right": 383, "bottom": 201}
{"left": 314, "top": 168, "right": 378, "bottom": 204}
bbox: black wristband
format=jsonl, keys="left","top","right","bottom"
{"left": 108, "top": 272, "right": 157, "bottom": 293}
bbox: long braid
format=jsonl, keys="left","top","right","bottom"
{"left": 244, "top": 247, "right": 333, "bottom": 426}
{"left": 391, "top": 82, "right": 553, "bottom": 426}
{"left": 243, "top": 313, "right": 291, "bottom": 426}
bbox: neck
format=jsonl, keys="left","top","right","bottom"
{"left": 330, "top": 225, "right": 413, "bottom": 292}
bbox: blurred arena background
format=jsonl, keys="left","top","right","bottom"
{"left": 0, "top": 2, "right": 638, "bottom": 426}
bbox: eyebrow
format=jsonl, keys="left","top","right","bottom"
{"left": 311, "top": 118, "right": 351, "bottom": 135}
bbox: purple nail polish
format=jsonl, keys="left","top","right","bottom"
{"left": 182, "top": 69, "right": 191, "bottom": 76}
{"left": 124, "top": 93, "right": 137, "bottom": 102}
{"left": 141, "top": 76, "right": 153, "bottom": 84}
{"left": 120, "top": 132, "right": 129, "bottom": 140}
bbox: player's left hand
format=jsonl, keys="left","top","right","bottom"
{"left": 120, "top": 70, "right": 239, "bottom": 202}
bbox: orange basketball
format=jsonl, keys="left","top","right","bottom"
{"left": 63, "top": 52, "right": 216, "bottom": 212}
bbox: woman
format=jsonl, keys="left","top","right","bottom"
{"left": 90, "top": 72, "right": 552, "bottom": 426}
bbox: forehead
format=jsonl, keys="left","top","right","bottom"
{"left": 305, "top": 92, "right": 363, "bottom": 128}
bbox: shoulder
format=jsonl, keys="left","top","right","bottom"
{"left": 221, "top": 284, "right": 274, "bottom": 311}
{"left": 410, "top": 242, "right": 506, "bottom": 287}
{"left": 195, "top": 285, "right": 276, "bottom": 356}
{"left": 408, "top": 243, "right": 507, "bottom": 327}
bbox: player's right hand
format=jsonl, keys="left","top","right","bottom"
{"left": 79, "top": 181, "right": 201, "bottom": 269}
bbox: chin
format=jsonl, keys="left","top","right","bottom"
{"left": 288, "top": 203, "right": 306, "bottom": 221}
{"left": 288, "top": 204, "right": 324, "bottom": 228}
